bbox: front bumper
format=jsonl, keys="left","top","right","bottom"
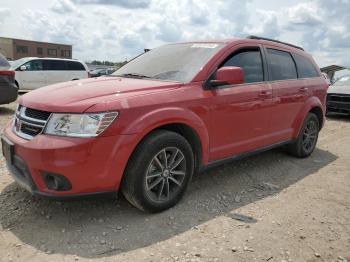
{"left": 2, "top": 120, "right": 138, "bottom": 198}
{"left": 327, "top": 93, "right": 350, "bottom": 115}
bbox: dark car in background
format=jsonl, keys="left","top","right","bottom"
{"left": 327, "top": 75, "right": 350, "bottom": 115}
{"left": 90, "top": 68, "right": 116, "bottom": 77}
{"left": 0, "top": 53, "right": 18, "bottom": 105}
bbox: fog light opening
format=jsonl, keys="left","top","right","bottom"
{"left": 42, "top": 173, "right": 72, "bottom": 191}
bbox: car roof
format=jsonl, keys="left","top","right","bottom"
{"left": 25, "top": 57, "right": 84, "bottom": 62}
{"left": 176, "top": 36, "right": 306, "bottom": 54}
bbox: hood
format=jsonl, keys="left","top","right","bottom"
{"left": 19, "top": 77, "right": 181, "bottom": 112}
{"left": 327, "top": 84, "right": 350, "bottom": 95}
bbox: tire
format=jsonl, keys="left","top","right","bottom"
{"left": 121, "top": 130, "right": 194, "bottom": 213}
{"left": 287, "top": 112, "right": 320, "bottom": 158}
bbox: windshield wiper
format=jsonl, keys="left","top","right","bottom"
{"left": 113, "top": 73, "right": 152, "bottom": 79}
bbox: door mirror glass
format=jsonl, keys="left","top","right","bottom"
{"left": 20, "top": 65, "right": 27, "bottom": 71}
{"left": 211, "top": 66, "right": 244, "bottom": 87}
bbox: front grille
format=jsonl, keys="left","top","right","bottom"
{"left": 13, "top": 106, "right": 51, "bottom": 140}
{"left": 327, "top": 94, "right": 350, "bottom": 103}
{"left": 327, "top": 94, "right": 350, "bottom": 113}
{"left": 25, "top": 108, "right": 51, "bottom": 121}
{"left": 20, "top": 122, "right": 43, "bottom": 136}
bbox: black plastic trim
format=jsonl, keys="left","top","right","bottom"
{"left": 200, "top": 139, "right": 295, "bottom": 172}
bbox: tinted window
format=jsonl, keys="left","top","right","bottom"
{"left": 23, "top": 60, "right": 43, "bottom": 71}
{"left": 267, "top": 49, "right": 297, "bottom": 81}
{"left": 43, "top": 60, "right": 66, "bottom": 70}
{"left": 294, "top": 54, "right": 319, "bottom": 78}
{"left": 222, "top": 49, "right": 264, "bottom": 83}
{"left": 67, "top": 61, "right": 85, "bottom": 71}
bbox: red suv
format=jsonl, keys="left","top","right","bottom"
{"left": 1, "top": 36, "right": 328, "bottom": 212}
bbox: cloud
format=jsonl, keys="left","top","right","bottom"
{"left": 71, "top": 0, "right": 151, "bottom": 9}
{"left": 0, "top": 8, "right": 10, "bottom": 24}
{"left": 282, "top": 0, "right": 350, "bottom": 65}
{"left": 51, "top": 0, "right": 76, "bottom": 14}
{"left": 244, "top": 10, "right": 280, "bottom": 38}
{"left": 156, "top": 20, "right": 183, "bottom": 42}
{"left": 6, "top": 0, "right": 348, "bottom": 67}
{"left": 286, "top": 3, "right": 321, "bottom": 27}
{"left": 21, "top": 9, "right": 82, "bottom": 45}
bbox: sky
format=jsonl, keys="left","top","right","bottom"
{"left": 0, "top": 0, "right": 349, "bottom": 67}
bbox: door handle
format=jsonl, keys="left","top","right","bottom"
{"left": 299, "top": 87, "right": 309, "bottom": 93}
{"left": 258, "top": 91, "right": 271, "bottom": 98}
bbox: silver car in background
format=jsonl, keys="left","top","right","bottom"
{"left": 326, "top": 75, "right": 350, "bottom": 115}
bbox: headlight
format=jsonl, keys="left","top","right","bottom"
{"left": 44, "top": 112, "right": 118, "bottom": 137}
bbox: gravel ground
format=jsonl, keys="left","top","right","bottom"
{"left": 0, "top": 101, "right": 349, "bottom": 262}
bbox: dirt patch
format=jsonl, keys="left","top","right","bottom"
{"left": 0, "top": 102, "right": 349, "bottom": 262}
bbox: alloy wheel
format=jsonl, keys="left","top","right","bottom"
{"left": 145, "top": 147, "right": 187, "bottom": 202}
{"left": 302, "top": 119, "right": 318, "bottom": 153}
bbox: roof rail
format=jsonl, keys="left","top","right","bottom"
{"left": 247, "top": 35, "right": 304, "bottom": 51}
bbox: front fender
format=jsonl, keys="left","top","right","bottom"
{"left": 292, "top": 96, "right": 325, "bottom": 138}
{"left": 120, "top": 107, "right": 210, "bottom": 164}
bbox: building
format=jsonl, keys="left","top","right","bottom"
{"left": 0, "top": 37, "right": 72, "bottom": 60}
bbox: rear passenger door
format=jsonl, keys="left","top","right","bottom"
{"left": 264, "top": 46, "right": 306, "bottom": 143}
{"left": 43, "top": 60, "right": 67, "bottom": 86}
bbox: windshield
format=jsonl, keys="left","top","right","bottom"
{"left": 112, "top": 43, "right": 224, "bottom": 82}
{"left": 333, "top": 75, "right": 350, "bottom": 86}
{"left": 10, "top": 58, "right": 30, "bottom": 70}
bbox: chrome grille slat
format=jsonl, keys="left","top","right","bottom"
{"left": 13, "top": 106, "right": 51, "bottom": 140}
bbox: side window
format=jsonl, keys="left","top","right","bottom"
{"left": 267, "top": 49, "right": 297, "bottom": 81}
{"left": 23, "top": 60, "right": 43, "bottom": 71}
{"left": 294, "top": 54, "right": 320, "bottom": 78}
{"left": 67, "top": 61, "right": 85, "bottom": 71}
{"left": 222, "top": 49, "right": 264, "bottom": 83}
{"left": 43, "top": 60, "right": 66, "bottom": 71}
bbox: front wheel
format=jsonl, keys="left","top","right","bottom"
{"left": 121, "top": 130, "right": 194, "bottom": 213}
{"left": 287, "top": 112, "right": 320, "bottom": 158}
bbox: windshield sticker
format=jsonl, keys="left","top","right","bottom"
{"left": 191, "top": 43, "right": 218, "bottom": 49}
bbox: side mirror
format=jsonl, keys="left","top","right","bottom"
{"left": 20, "top": 65, "right": 27, "bottom": 71}
{"left": 210, "top": 66, "right": 244, "bottom": 87}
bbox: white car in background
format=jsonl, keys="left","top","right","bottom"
{"left": 10, "top": 57, "right": 89, "bottom": 90}
{"left": 326, "top": 75, "right": 350, "bottom": 115}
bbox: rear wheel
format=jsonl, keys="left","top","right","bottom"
{"left": 121, "top": 130, "right": 194, "bottom": 213}
{"left": 287, "top": 112, "right": 319, "bottom": 158}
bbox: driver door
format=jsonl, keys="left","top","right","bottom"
{"left": 208, "top": 46, "right": 273, "bottom": 161}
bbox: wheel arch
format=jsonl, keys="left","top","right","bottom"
{"left": 309, "top": 106, "right": 324, "bottom": 129}
{"left": 153, "top": 123, "right": 203, "bottom": 173}
{"left": 293, "top": 96, "right": 325, "bottom": 138}
{"left": 119, "top": 107, "right": 210, "bottom": 166}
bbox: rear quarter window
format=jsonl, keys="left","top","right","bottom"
{"left": 294, "top": 54, "right": 320, "bottom": 78}
{"left": 67, "top": 61, "right": 85, "bottom": 71}
{"left": 267, "top": 48, "right": 297, "bottom": 81}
